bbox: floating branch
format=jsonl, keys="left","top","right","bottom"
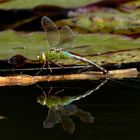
{"left": 0, "top": 68, "right": 138, "bottom": 86}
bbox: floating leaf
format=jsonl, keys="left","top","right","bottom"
{"left": 57, "top": 11, "right": 140, "bottom": 35}
{"left": 0, "top": 30, "right": 139, "bottom": 66}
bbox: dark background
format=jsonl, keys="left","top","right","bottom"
{"left": 0, "top": 78, "right": 140, "bottom": 140}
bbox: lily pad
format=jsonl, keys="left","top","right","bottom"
{"left": 56, "top": 10, "right": 140, "bottom": 35}
{"left": 0, "top": 30, "right": 139, "bottom": 66}
{"left": 0, "top": 0, "right": 98, "bottom": 9}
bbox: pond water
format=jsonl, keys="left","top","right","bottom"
{"left": 0, "top": 77, "right": 140, "bottom": 140}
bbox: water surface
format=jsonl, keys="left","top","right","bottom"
{"left": 0, "top": 78, "right": 140, "bottom": 140}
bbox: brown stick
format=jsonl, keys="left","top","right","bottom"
{"left": 0, "top": 68, "right": 138, "bottom": 86}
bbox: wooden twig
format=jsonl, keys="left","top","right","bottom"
{"left": 0, "top": 68, "right": 138, "bottom": 86}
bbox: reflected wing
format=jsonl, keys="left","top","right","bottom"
{"left": 41, "top": 16, "right": 60, "bottom": 48}
{"left": 59, "top": 26, "right": 75, "bottom": 49}
{"left": 75, "top": 108, "right": 94, "bottom": 123}
{"left": 61, "top": 114, "right": 75, "bottom": 134}
{"left": 43, "top": 109, "right": 61, "bottom": 128}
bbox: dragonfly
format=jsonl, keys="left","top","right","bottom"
{"left": 37, "top": 78, "right": 108, "bottom": 133}
{"left": 38, "top": 16, "right": 107, "bottom": 74}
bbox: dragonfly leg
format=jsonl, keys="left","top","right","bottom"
{"left": 55, "top": 89, "right": 65, "bottom": 95}
{"left": 36, "top": 52, "right": 52, "bottom": 75}
{"left": 35, "top": 84, "right": 47, "bottom": 99}
{"left": 50, "top": 60, "right": 64, "bottom": 68}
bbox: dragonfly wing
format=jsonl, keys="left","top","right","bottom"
{"left": 61, "top": 113, "right": 75, "bottom": 134}
{"left": 59, "top": 26, "right": 75, "bottom": 49}
{"left": 74, "top": 108, "right": 94, "bottom": 123}
{"left": 41, "top": 16, "right": 60, "bottom": 48}
{"left": 43, "top": 109, "right": 61, "bottom": 128}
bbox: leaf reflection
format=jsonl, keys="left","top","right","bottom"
{"left": 0, "top": 115, "right": 7, "bottom": 120}
{"left": 37, "top": 78, "right": 108, "bottom": 133}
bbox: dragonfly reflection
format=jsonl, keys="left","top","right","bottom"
{"left": 37, "top": 16, "right": 107, "bottom": 74}
{"left": 37, "top": 78, "right": 108, "bottom": 133}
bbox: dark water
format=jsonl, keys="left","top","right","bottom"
{"left": 0, "top": 78, "right": 140, "bottom": 140}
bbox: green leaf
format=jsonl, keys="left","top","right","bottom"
{"left": 0, "top": 0, "right": 98, "bottom": 9}
{"left": 56, "top": 10, "right": 140, "bottom": 35}
{"left": 0, "top": 30, "right": 139, "bottom": 66}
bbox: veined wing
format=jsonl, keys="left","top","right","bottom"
{"left": 61, "top": 113, "right": 75, "bottom": 134}
{"left": 75, "top": 108, "right": 94, "bottom": 123}
{"left": 41, "top": 16, "right": 60, "bottom": 49}
{"left": 59, "top": 26, "right": 75, "bottom": 50}
{"left": 43, "top": 109, "right": 61, "bottom": 128}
